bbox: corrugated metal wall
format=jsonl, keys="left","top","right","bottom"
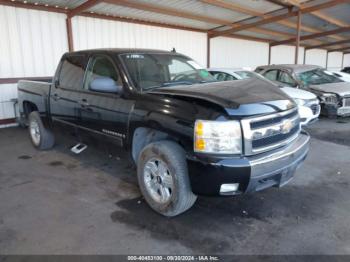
{"left": 305, "top": 49, "right": 327, "bottom": 68}
{"left": 0, "top": 6, "right": 68, "bottom": 77}
{"left": 0, "top": 5, "right": 68, "bottom": 125}
{"left": 270, "top": 45, "right": 305, "bottom": 65}
{"left": 71, "top": 16, "right": 208, "bottom": 67}
{"left": 304, "top": 50, "right": 345, "bottom": 71}
{"left": 344, "top": 54, "right": 350, "bottom": 67}
{"left": 209, "top": 38, "right": 343, "bottom": 71}
{"left": 327, "top": 52, "right": 343, "bottom": 71}
{"left": 209, "top": 37, "right": 269, "bottom": 69}
{"left": 0, "top": 84, "right": 18, "bottom": 127}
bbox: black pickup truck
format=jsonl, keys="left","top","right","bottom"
{"left": 18, "top": 49, "right": 310, "bottom": 216}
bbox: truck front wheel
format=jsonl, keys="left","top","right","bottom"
{"left": 28, "top": 111, "right": 55, "bottom": 150}
{"left": 137, "top": 140, "right": 197, "bottom": 217}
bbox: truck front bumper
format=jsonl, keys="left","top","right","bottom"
{"left": 322, "top": 103, "right": 350, "bottom": 117}
{"left": 187, "top": 131, "right": 310, "bottom": 196}
{"left": 298, "top": 104, "right": 320, "bottom": 126}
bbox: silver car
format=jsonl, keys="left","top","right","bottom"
{"left": 255, "top": 64, "right": 350, "bottom": 117}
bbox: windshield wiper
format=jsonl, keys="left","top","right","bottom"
{"left": 161, "top": 81, "right": 193, "bottom": 87}
{"left": 199, "top": 80, "right": 217, "bottom": 83}
{"left": 145, "top": 81, "right": 193, "bottom": 91}
{"left": 145, "top": 80, "right": 212, "bottom": 91}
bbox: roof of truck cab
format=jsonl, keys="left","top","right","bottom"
{"left": 66, "top": 48, "right": 180, "bottom": 55}
{"left": 256, "top": 64, "right": 322, "bottom": 73}
{"left": 208, "top": 68, "right": 248, "bottom": 72}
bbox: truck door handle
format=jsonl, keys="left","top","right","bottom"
{"left": 79, "top": 99, "right": 90, "bottom": 107}
{"left": 52, "top": 93, "right": 60, "bottom": 101}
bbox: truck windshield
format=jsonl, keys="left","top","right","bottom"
{"left": 296, "top": 69, "right": 343, "bottom": 86}
{"left": 120, "top": 53, "right": 215, "bottom": 90}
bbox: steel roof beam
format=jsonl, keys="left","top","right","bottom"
{"left": 68, "top": 0, "right": 103, "bottom": 18}
{"left": 0, "top": 0, "right": 67, "bottom": 13}
{"left": 271, "top": 26, "right": 350, "bottom": 46}
{"left": 200, "top": 0, "right": 261, "bottom": 17}
{"left": 270, "top": 0, "right": 349, "bottom": 38}
{"left": 103, "top": 0, "right": 300, "bottom": 40}
{"left": 210, "top": 0, "right": 348, "bottom": 38}
{"left": 103, "top": 0, "right": 232, "bottom": 26}
{"left": 265, "top": 0, "right": 295, "bottom": 8}
{"left": 202, "top": 0, "right": 332, "bottom": 36}
{"left": 201, "top": 0, "right": 325, "bottom": 44}
{"left": 328, "top": 46, "right": 350, "bottom": 52}
{"left": 305, "top": 40, "right": 350, "bottom": 50}
{"left": 80, "top": 12, "right": 207, "bottom": 32}
{"left": 0, "top": 0, "right": 206, "bottom": 33}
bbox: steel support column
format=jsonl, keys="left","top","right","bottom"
{"left": 295, "top": 10, "right": 301, "bottom": 64}
{"left": 207, "top": 34, "right": 211, "bottom": 68}
{"left": 66, "top": 17, "right": 74, "bottom": 52}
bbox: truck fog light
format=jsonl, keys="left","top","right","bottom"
{"left": 220, "top": 183, "right": 239, "bottom": 195}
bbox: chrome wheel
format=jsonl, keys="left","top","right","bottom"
{"left": 30, "top": 120, "right": 40, "bottom": 146}
{"left": 143, "top": 158, "right": 174, "bottom": 204}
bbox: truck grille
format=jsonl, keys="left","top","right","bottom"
{"left": 304, "top": 99, "right": 320, "bottom": 115}
{"left": 241, "top": 108, "right": 300, "bottom": 155}
{"left": 310, "top": 104, "right": 320, "bottom": 115}
{"left": 343, "top": 97, "right": 350, "bottom": 107}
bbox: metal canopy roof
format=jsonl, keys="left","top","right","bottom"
{"left": 1, "top": 0, "right": 350, "bottom": 52}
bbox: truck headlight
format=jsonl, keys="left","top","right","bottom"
{"left": 321, "top": 93, "right": 338, "bottom": 104}
{"left": 194, "top": 120, "right": 242, "bottom": 154}
{"left": 294, "top": 98, "right": 306, "bottom": 106}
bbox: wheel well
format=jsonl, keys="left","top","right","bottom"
{"left": 132, "top": 127, "right": 175, "bottom": 163}
{"left": 23, "top": 101, "right": 38, "bottom": 117}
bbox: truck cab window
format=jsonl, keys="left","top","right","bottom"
{"left": 211, "top": 72, "right": 237, "bottom": 81}
{"left": 58, "top": 55, "right": 87, "bottom": 90}
{"left": 279, "top": 71, "right": 297, "bottom": 87}
{"left": 84, "top": 56, "right": 120, "bottom": 92}
{"left": 263, "top": 69, "right": 279, "bottom": 81}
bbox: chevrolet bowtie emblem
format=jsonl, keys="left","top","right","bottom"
{"left": 281, "top": 119, "right": 293, "bottom": 134}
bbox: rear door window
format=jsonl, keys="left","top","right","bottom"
{"left": 58, "top": 55, "right": 87, "bottom": 90}
{"left": 84, "top": 55, "right": 121, "bottom": 91}
{"left": 279, "top": 71, "right": 297, "bottom": 87}
{"left": 210, "top": 71, "right": 237, "bottom": 81}
{"left": 263, "top": 69, "right": 279, "bottom": 81}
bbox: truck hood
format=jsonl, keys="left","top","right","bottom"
{"left": 148, "top": 78, "right": 294, "bottom": 115}
{"left": 281, "top": 87, "right": 316, "bottom": 100}
{"left": 310, "top": 82, "right": 350, "bottom": 97}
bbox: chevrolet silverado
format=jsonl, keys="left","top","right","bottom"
{"left": 18, "top": 49, "right": 310, "bottom": 216}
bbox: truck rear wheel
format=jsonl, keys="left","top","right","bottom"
{"left": 28, "top": 111, "right": 55, "bottom": 150}
{"left": 137, "top": 140, "right": 197, "bottom": 217}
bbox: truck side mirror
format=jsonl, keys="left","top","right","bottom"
{"left": 89, "top": 77, "right": 122, "bottom": 94}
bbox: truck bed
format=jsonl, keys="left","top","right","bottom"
{"left": 18, "top": 79, "right": 53, "bottom": 117}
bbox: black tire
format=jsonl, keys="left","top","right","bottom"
{"left": 28, "top": 111, "right": 55, "bottom": 150}
{"left": 137, "top": 140, "right": 197, "bottom": 217}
